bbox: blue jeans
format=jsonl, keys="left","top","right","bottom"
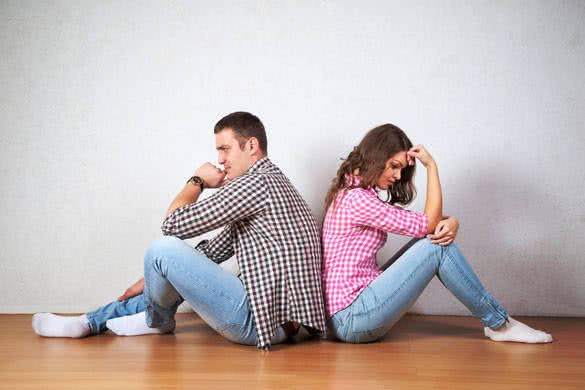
{"left": 86, "top": 236, "right": 287, "bottom": 345}
{"left": 327, "top": 238, "right": 508, "bottom": 343}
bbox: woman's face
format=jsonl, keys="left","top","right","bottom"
{"left": 376, "top": 151, "right": 408, "bottom": 190}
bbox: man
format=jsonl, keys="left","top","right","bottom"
{"left": 33, "top": 112, "right": 326, "bottom": 350}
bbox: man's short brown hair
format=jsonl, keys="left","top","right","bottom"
{"left": 214, "top": 112, "right": 268, "bottom": 154}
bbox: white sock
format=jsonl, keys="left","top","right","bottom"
{"left": 32, "top": 313, "right": 90, "bottom": 338}
{"left": 484, "top": 317, "right": 553, "bottom": 344}
{"left": 106, "top": 311, "right": 175, "bottom": 336}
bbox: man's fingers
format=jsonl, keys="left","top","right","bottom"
{"left": 220, "top": 176, "right": 234, "bottom": 187}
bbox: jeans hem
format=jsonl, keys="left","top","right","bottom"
{"left": 145, "top": 302, "right": 176, "bottom": 328}
{"left": 481, "top": 295, "right": 509, "bottom": 330}
{"left": 85, "top": 313, "right": 100, "bottom": 335}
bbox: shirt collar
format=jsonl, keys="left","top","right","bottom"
{"left": 344, "top": 174, "right": 362, "bottom": 187}
{"left": 246, "top": 156, "right": 272, "bottom": 174}
{"left": 345, "top": 174, "right": 378, "bottom": 194}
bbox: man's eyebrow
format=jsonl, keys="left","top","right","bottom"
{"left": 216, "top": 145, "right": 230, "bottom": 150}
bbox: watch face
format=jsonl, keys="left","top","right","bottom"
{"left": 189, "top": 176, "right": 203, "bottom": 187}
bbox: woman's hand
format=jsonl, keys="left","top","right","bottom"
{"left": 117, "top": 278, "right": 145, "bottom": 301}
{"left": 407, "top": 145, "right": 435, "bottom": 168}
{"left": 427, "top": 217, "right": 459, "bottom": 246}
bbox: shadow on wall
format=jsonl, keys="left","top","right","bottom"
{"left": 190, "top": 146, "right": 582, "bottom": 317}
{"left": 301, "top": 141, "right": 350, "bottom": 226}
{"left": 409, "top": 162, "right": 583, "bottom": 316}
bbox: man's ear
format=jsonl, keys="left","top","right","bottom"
{"left": 248, "top": 137, "right": 259, "bottom": 154}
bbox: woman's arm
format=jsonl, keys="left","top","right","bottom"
{"left": 408, "top": 145, "right": 443, "bottom": 233}
{"left": 428, "top": 216, "right": 459, "bottom": 246}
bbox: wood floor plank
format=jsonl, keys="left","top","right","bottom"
{"left": 1, "top": 314, "right": 583, "bottom": 389}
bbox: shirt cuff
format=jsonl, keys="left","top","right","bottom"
{"left": 416, "top": 214, "right": 429, "bottom": 238}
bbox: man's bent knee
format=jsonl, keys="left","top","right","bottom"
{"left": 144, "top": 236, "right": 186, "bottom": 264}
{"left": 148, "top": 235, "right": 186, "bottom": 252}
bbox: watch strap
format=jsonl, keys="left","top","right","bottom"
{"left": 187, "top": 175, "right": 205, "bottom": 190}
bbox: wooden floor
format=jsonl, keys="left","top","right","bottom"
{"left": 0, "top": 314, "right": 583, "bottom": 389}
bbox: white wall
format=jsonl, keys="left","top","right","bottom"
{"left": 1, "top": 0, "right": 584, "bottom": 316}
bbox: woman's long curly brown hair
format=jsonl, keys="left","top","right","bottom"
{"left": 325, "top": 124, "right": 417, "bottom": 212}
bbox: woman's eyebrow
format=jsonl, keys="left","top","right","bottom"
{"left": 392, "top": 160, "right": 406, "bottom": 168}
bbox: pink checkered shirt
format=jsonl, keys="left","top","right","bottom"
{"left": 322, "top": 176, "right": 429, "bottom": 318}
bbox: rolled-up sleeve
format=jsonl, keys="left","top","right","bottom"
{"left": 349, "top": 190, "right": 428, "bottom": 238}
{"left": 161, "top": 174, "right": 268, "bottom": 239}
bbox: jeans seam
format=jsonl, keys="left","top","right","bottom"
{"left": 443, "top": 247, "right": 483, "bottom": 299}
{"left": 482, "top": 295, "right": 508, "bottom": 329}
{"left": 444, "top": 246, "right": 508, "bottom": 328}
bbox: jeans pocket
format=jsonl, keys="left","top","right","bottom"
{"left": 328, "top": 309, "right": 351, "bottom": 341}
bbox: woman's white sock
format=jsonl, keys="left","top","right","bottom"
{"left": 484, "top": 317, "right": 553, "bottom": 343}
{"left": 106, "top": 311, "right": 175, "bottom": 336}
{"left": 32, "top": 313, "right": 90, "bottom": 338}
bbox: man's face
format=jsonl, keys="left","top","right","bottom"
{"left": 215, "top": 128, "right": 254, "bottom": 179}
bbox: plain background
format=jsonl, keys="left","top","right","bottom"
{"left": 1, "top": 1, "right": 584, "bottom": 316}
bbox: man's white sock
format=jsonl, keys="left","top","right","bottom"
{"left": 484, "top": 317, "right": 553, "bottom": 343}
{"left": 106, "top": 311, "right": 175, "bottom": 336}
{"left": 32, "top": 313, "right": 90, "bottom": 338}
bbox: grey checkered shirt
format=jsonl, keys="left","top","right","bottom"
{"left": 161, "top": 157, "right": 326, "bottom": 349}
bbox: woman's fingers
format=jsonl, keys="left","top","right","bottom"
{"left": 428, "top": 231, "right": 445, "bottom": 239}
{"left": 408, "top": 144, "right": 433, "bottom": 166}
{"left": 439, "top": 238, "right": 454, "bottom": 246}
{"left": 430, "top": 232, "right": 453, "bottom": 244}
{"left": 428, "top": 222, "right": 446, "bottom": 239}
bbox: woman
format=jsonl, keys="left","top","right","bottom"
{"left": 321, "top": 124, "right": 552, "bottom": 344}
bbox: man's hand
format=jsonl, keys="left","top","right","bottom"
{"left": 165, "top": 163, "right": 224, "bottom": 217}
{"left": 195, "top": 163, "right": 227, "bottom": 189}
{"left": 427, "top": 217, "right": 459, "bottom": 246}
{"left": 117, "top": 278, "right": 145, "bottom": 301}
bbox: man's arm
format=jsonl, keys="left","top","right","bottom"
{"left": 161, "top": 165, "right": 268, "bottom": 240}
{"left": 165, "top": 163, "right": 227, "bottom": 217}
{"left": 117, "top": 163, "right": 227, "bottom": 301}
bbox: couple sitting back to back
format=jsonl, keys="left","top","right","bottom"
{"left": 33, "top": 112, "right": 552, "bottom": 350}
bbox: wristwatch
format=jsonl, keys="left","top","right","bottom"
{"left": 187, "top": 175, "right": 205, "bottom": 190}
